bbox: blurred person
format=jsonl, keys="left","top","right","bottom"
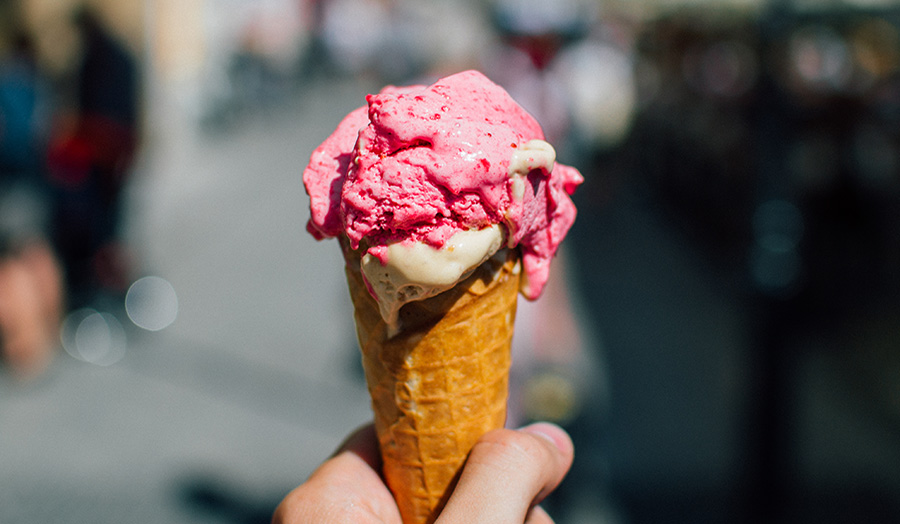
{"left": 45, "top": 6, "right": 139, "bottom": 308}
{"left": 480, "top": 0, "right": 610, "bottom": 429}
{"left": 0, "top": 29, "right": 64, "bottom": 379}
{"left": 477, "top": 8, "right": 615, "bottom": 521}
{"left": 273, "top": 421, "right": 574, "bottom": 524}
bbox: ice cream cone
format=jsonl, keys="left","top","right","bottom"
{"left": 303, "top": 70, "right": 581, "bottom": 523}
{"left": 344, "top": 246, "right": 521, "bottom": 524}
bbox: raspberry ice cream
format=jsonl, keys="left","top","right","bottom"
{"left": 304, "top": 70, "right": 582, "bottom": 326}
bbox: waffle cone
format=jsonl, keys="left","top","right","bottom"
{"left": 343, "top": 246, "right": 520, "bottom": 524}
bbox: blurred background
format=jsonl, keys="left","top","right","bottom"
{"left": 2, "top": 0, "right": 900, "bottom": 522}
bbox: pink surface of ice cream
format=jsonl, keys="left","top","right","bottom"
{"left": 303, "top": 70, "right": 582, "bottom": 301}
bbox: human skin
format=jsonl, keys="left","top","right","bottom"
{"left": 272, "top": 422, "right": 574, "bottom": 524}
{"left": 0, "top": 241, "right": 62, "bottom": 378}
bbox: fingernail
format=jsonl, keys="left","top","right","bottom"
{"left": 519, "top": 422, "right": 572, "bottom": 453}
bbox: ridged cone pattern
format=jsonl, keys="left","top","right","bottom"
{"left": 344, "top": 248, "right": 520, "bottom": 524}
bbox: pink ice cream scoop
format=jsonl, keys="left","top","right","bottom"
{"left": 303, "top": 70, "right": 582, "bottom": 304}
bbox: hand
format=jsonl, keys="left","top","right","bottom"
{"left": 273, "top": 422, "right": 574, "bottom": 524}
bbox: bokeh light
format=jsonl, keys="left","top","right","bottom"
{"left": 124, "top": 276, "right": 178, "bottom": 331}
{"left": 61, "top": 308, "right": 127, "bottom": 366}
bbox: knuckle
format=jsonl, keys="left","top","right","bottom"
{"left": 471, "top": 428, "right": 554, "bottom": 472}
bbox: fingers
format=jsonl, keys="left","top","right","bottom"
{"left": 437, "top": 422, "right": 574, "bottom": 524}
{"left": 273, "top": 422, "right": 573, "bottom": 524}
{"left": 272, "top": 423, "right": 401, "bottom": 524}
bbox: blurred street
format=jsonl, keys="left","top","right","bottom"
{"left": 0, "top": 76, "right": 378, "bottom": 524}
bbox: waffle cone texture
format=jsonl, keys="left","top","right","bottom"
{"left": 344, "top": 247, "right": 520, "bottom": 524}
